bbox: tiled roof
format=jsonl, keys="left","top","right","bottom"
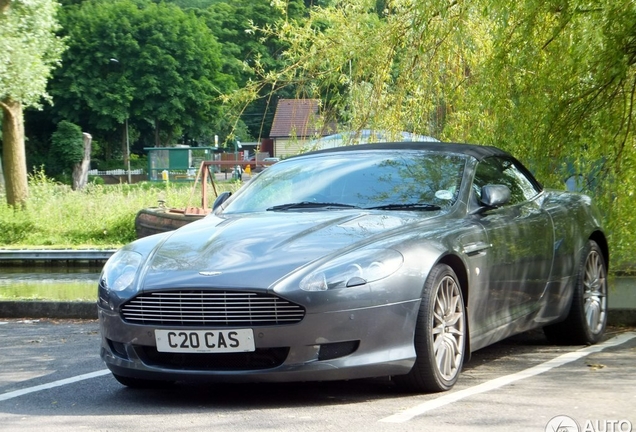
{"left": 269, "top": 99, "right": 325, "bottom": 138}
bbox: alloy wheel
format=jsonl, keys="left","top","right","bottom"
{"left": 432, "top": 275, "right": 465, "bottom": 380}
{"left": 583, "top": 249, "right": 607, "bottom": 335}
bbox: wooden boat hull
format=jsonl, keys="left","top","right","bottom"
{"left": 135, "top": 207, "right": 204, "bottom": 238}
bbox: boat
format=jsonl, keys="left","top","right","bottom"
{"left": 134, "top": 161, "right": 219, "bottom": 238}
{"left": 134, "top": 206, "right": 210, "bottom": 238}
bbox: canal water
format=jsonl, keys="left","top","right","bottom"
{"left": 0, "top": 267, "right": 634, "bottom": 308}
{"left": 0, "top": 267, "right": 99, "bottom": 301}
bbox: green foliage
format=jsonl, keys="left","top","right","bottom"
{"left": 93, "top": 153, "right": 146, "bottom": 171}
{"left": 163, "top": 0, "right": 220, "bottom": 9}
{"left": 0, "top": 0, "right": 66, "bottom": 108}
{"left": 129, "top": 153, "right": 146, "bottom": 170}
{"left": 49, "top": 0, "right": 236, "bottom": 151}
{"left": 202, "top": 0, "right": 308, "bottom": 139}
{"left": 226, "top": 0, "right": 636, "bottom": 270}
{"left": 51, "top": 120, "right": 84, "bottom": 167}
{"left": 462, "top": 0, "right": 636, "bottom": 270}
{"left": 0, "top": 214, "right": 35, "bottom": 243}
{"left": 88, "top": 175, "right": 104, "bottom": 185}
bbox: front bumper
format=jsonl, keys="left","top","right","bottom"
{"left": 99, "top": 299, "right": 420, "bottom": 383}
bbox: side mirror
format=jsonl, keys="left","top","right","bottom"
{"left": 212, "top": 191, "right": 231, "bottom": 211}
{"left": 480, "top": 184, "right": 510, "bottom": 208}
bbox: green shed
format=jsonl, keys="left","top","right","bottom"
{"left": 144, "top": 146, "right": 216, "bottom": 181}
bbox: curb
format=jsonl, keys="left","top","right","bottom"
{"left": 607, "top": 309, "right": 636, "bottom": 327}
{"left": 0, "top": 301, "right": 634, "bottom": 326}
{"left": 0, "top": 301, "right": 98, "bottom": 320}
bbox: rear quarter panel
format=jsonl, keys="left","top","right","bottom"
{"left": 539, "top": 190, "right": 606, "bottom": 320}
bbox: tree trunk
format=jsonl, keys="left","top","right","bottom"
{"left": 72, "top": 133, "right": 92, "bottom": 191}
{"left": 0, "top": 98, "right": 29, "bottom": 207}
{"left": 0, "top": 154, "right": 4, "bottom": 191}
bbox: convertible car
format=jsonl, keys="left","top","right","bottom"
{"left": 98, "top": 142, "right": 609, "bottom": 392}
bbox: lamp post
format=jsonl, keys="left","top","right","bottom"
{"left": 109, "top": 58, "right": 132, "bottom": 184}
{"left": 124, "top": 118, "right": 131, "bottom": 184}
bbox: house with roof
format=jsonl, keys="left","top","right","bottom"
{"left": 269, "top": 99, "right": 335, "bottom": 157}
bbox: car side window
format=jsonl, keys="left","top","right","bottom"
{"left": 473, "top": 157, "right": 541, "bottom": 205}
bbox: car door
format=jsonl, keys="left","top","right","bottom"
{"left": 472, "top": 156, "right": 554, "bottom": 332}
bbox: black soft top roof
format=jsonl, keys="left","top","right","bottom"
{"left": 295, "top": 141, "right": 511, "bottom": 161}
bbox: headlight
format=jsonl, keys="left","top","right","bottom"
{"left": 100, "top": 250, "right": 143, "bottom": 292}
{"left": 300, "top": 249, "right": 403, "bottom": 292}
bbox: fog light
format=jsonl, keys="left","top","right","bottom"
{"left": 108, "top": 339, "right": 129, "bottom": 360}
{"left": 318, "top": 340, "right": 359, "bottom": 361}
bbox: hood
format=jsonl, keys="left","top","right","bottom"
{"left": 139, "top": 210, "right": 425, "bottom": 290}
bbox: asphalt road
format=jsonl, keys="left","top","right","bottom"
{"left": 0, "top": 319, "right": 634, "bottom": 432}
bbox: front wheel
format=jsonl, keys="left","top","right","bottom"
{"left": 544, "top": 240, "right": 608, "bottom": 345}
{"left": 395, "top": 264, "right": 466, "bottom": 392}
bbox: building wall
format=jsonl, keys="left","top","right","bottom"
{"left": 273, "top": 138, "right": 313, "bottom": 158}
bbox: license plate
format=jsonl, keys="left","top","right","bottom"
{"left": 155, "top": 329, "right": 255, "bottom": 353}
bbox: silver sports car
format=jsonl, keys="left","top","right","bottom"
{"left": 98, "top": 142, "right": 608, "bottom": 392}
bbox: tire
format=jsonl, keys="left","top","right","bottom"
{"left": 112, "top": 373, "right": 174, "bottom": 389}
{"left": 395, "top": 264, "right": 466, "bottom": 392}
{"left": 544, "top": 240, "right": 608, "bottom": 345}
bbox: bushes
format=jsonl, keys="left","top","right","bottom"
{"left": 50, "top": 121, "right": 85, "bottom": 178}
{"left": 0, "top": 218, "right": 36, "bottom": 244}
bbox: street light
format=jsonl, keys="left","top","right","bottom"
{"left": 109, "top": 58, "right": 132, "bottom": 184}
{"left": 124, "top": 118, "right": 131, "bottom": 184}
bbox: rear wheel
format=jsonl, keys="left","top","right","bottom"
{"left": 395, "top": 264, "right": 466, "bottom": 392}
{"left": 544, "top": 240, "right": 607, "bottom": 345}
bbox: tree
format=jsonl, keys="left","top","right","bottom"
{"left": 471, "top": 0, "right": 636, "bottom": 269}
{"left": 229, "top": 0, "right": 636, "bottom": 267}
{"left": 202, "top": 0, "right": 307, "bottom": 140}
{"left": 50, "top": 120, "right": 84, "bottom": 179}
{"left": 0, "top": 0, "right": 66, "bottom": 207}
{"left": 164, "top": 0, "right": 219, "bottom": 9}
{"left": 228, "top": 0, "right": 475, "bottom": 139}
{"left": 48, "top": 0, "right": 235, "bottom": 159}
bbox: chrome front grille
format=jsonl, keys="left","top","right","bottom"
{"left": 121, "top": 290, "right": 305, "bottom": 326}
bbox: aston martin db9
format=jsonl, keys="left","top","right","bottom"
{"left": 98, "top": 142, "right": 608, "bottom": 392}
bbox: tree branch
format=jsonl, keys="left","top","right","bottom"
{"left": 614, "top": 75, "right": 636, "bottom": 170}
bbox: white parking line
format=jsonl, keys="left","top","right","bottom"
{"left": 380, "top": 332, "right": 636, "bottom": 423}
{"left": 1, "top": 332, "right": 634, "bottom": 410}
{"left": 0, "top": 369, "right": 111, "bottom": 402}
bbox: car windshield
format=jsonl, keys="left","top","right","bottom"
{"left": 221, "top": 150, "right": 467, "bottom": 214}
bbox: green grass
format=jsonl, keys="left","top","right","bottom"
{"left": 0, "top": 171, "right": 241, "bottom": 248}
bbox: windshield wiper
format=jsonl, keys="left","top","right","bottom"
{"left": 365, "top": 203, "right": 442, "bottom": 211}
{"left": 266, "top": 202, "right": 361, "bottom": 211}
